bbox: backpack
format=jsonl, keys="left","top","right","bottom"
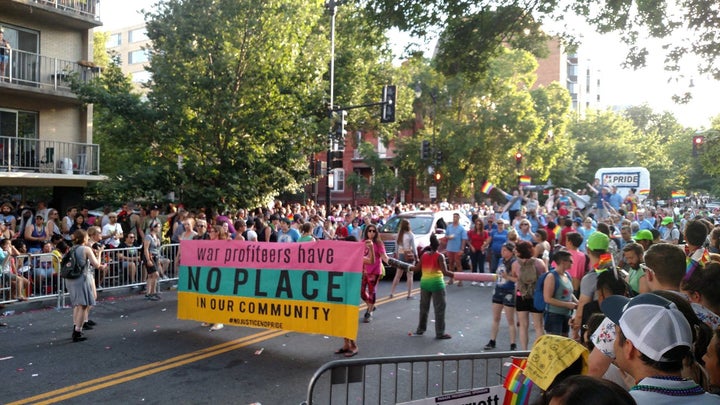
{"left": 533, "top": 270, "right": 571, "bottom": 311}
{"left": 60, "top": 246, "right": 84, "bottom": 279}
{"left": 517, "top": 259, "right": 539, "bottom": 298}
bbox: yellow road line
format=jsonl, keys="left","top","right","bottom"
{"left": 10, "top": 290, "right": 421, "bottom": 404}
{"left": 8, "top": 329, "right": 286, "bottom": 405}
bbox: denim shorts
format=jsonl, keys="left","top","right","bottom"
{"left": 544, "top": 312, "right": 570, "bottom": 335}
{"left": 492, "top": 288, "right": 515, "bottom": 307}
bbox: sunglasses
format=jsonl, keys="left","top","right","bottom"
{"left": 367, "top": 229, "right": 377, "bottom": 233}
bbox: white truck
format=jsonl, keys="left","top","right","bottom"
{"left": 594, "top": 166, "right": 651, "bottom": 200}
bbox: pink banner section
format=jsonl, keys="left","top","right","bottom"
{"left": 179, "top": 240, "right": 364, "bottom": 273}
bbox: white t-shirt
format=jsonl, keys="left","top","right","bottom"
{"left": 102, "top": 223, "right": 123, "bottom": 247}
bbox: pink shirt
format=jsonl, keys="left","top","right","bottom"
{"left": 567, "top": 249, "right": 587, "bottom": 280}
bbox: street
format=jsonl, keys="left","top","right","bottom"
{"left": 0, "top": 279, "right": 528, "bottom": 404}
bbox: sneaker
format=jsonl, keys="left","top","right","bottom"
{"left": 145, "top": 294, "right": 160, "bottom": 301}
{"left": 510, "top": 343, "right": 517, "bottom": 351}
{"left": 471, "top": 281, "right": 478, "bottom": 286}
{"left": 363, "top": 312, "right": 372, "bottom": 323}
{"left": 210, "top": 323, "right": 224, "bottom": 331}
{"left": 483, "top": 340, "right": 496, "bottom": 350}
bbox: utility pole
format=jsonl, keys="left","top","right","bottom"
{"left": 325, "top": 0, "right": 342, "bottom": 214}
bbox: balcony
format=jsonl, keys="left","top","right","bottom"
{"left": 2, "top": 49, "right": 100, "bottom": 96}
{"left": 0, "top": 136, "right": 104, "bottom": 181}
{"left": 33, "top": 0, "right": 99, "bottom": 20}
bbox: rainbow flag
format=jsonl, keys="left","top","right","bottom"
{"left": 671, "top": 191, "right": 686, "bottom": 199}
{"left": 638, "top": 189, "right": 650, "bottom": 196}
{"left": 503, "top": 358, "right": 533, "bottom": 405}
{"left": 481, "top": 180, "right": 495, "bottom": 194}
{"left": 519, "top": 175, "right": 531, "bottom": 186}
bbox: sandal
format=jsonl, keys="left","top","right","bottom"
{"left": 334, "top": 348, "right": 349, "bottom": 354}
{"left": 344, "top": 349, "right": 358, "bottom": 358}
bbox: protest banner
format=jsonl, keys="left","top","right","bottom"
{"left": 177, "top": 240, "right": 364, "bottom": 339}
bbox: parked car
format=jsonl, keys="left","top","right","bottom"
{"left": 378, "top": 210, "right": 472, "bottom": 279}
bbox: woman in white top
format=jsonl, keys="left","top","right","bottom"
{"left": 389, "top": 219, "right": 416, "bottom": 299}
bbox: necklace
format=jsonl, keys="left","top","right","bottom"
{"left": 630, "top": 376, "right": 705, "bottom": 396}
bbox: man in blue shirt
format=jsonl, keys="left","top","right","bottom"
{"left": 608, "top": 186, "right": 623, "bottom": 211}
{"left": 446, "top": 212, "right": 468, "bottom": 286}
{"left": 276, "top": 218, "right": 300, "bottom": 242}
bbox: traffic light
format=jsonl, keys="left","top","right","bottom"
{"left": 436, "top": 150, "right": 443, "bottom": 164}
{"left": 331, "top": 150, "right": 344, "bottom": 169}
{"left": 434, "top": 172, "right": 441, "bottom": 182}
{"left": 693, "top": 135, "right": 705, "bottom": 156}
{"left": 334, "top": 110, "right": 348, "bottom": 139}
{"left": 381, "top": 85, "right": 396, "bottom": 123}
{"left": 515, "top": 151, "right": 523, "bottom": 166}
{"left": 421, "top": 140, "right": 430, "bottom": 159}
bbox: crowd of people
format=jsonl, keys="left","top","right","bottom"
{"left": 1, "top": 185, "right": 720, "bottom": 402}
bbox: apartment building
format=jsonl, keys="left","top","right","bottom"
{"left": 534, "top": 37, "right": 602, "bottom": 115}
{"left": 0, "top": 0, "right": 106, "bottom": 207}
{"left": 104, "top": 23, "right": 151, "bottom": 91}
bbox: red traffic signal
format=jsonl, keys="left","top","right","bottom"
{"left": 693, "top": 135, "right": 705, "bottom": 145}
{"left": 515, "top": 151, "right": 523, "bottom": 165}
{"left": 434, "top": 172, "right": 441, "bottom": 181}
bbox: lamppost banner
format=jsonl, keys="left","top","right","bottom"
{"left": 177, "top": 240, "right": 364, "bottom": 339}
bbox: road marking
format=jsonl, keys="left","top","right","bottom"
{"left": 9, "top": 290, "right": 421, "bottom": 404}
{"left": 7, "top": 329, "right": 286, "bottom": 405}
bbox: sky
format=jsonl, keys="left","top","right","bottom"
{"left": 100, "top": 0, "right": 720, "bottom": 129}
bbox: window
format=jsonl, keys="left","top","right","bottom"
{"left": 106, "top": 33, "right": 121, "bottom": 48}
{"left": 128, "top": 28, "right": 148, "bottom": 43}
{"left": 332, "top": 169, "right": 345, "bottom": 192}
{"left": 377, "top": 140, "right": 387, "bottom": 158}
{"left": 128, "top": 49, "right": 149, "bottom": 64}
{"left": 131, "top": 70, "right": 151, "bottom": 83}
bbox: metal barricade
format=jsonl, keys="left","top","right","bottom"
{"left": 0, "top": 243, "right": 180, "bottom": 307}
{"left": 304, "top": 351, "right": 533, "bottom": 405}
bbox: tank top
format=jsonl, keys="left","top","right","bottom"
{"left": 420, "top": 251, "right": 445, "bottom": 292}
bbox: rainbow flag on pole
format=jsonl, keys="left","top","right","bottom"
{"left": 503, "top": 358, "right": 533, "bottom": 405}
{"left": 519, "top": 175, "right": 531, "bottom": 186}
{"left": 638, "top": 189, "right": 650, "bottom": 196}
{"left": 671, "top": 191, "right": 686, "bottom": 200}
{"left": 481, "top": 180, "right": 495, "bottom": 194}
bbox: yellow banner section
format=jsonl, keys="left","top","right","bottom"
{"left": 177, "top": 291, "right": 360, "bottom": 339}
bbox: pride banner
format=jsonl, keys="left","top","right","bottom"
{"left": 671, "top": 190, "right": 686, "bottom": 199}
{"left": 481, "top": 180, "right": 495, "bottom": 194}
{"left": 177, "top": 240, "right": 364, "bottom": 339}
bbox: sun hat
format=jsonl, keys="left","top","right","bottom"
{"left": 601, "top": 293, "right": 691, "bottom": 362}
{"left": 586, "top": 232, "right": 609, "bottom": 251}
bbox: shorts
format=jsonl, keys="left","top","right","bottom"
{"left": 544, "top": 312, "right": 570, "bottom": 335}
{"left": 145, "top": 255, "right": 159, "bottom": 274}
{"left": 492, "top": 288, "right": 515, "bottom": 307}
{"left": 0, "top": 55, "right": 7, "bottom": 64}
{"left": 515, "top": 295, "right": 543, "bottom": 313}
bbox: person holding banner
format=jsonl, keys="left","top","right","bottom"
{"left": 409, "top": 234, "right": 455, "bottom": 339}
{"left": 335, "top": 235, "right": 375, "bottom": 358}
{"left": 361, "top": 224, "right": 388, "bottom": 323}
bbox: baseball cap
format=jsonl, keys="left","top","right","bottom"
{"left": 601, "top": 293, "right": 691, "bottom": 362}
{"left": 633, "top": 229, "right": 653, "bottom": 242}
{"left": 150, "top": 204, "right": 160, "bottom": 211}
{"left": 661, "top": 216, "right": 673, "bottom": 225}
{"left": 586, "top": 232, "right": 609, "bottom": 251}
{"left": 281, "top": 217, "right": 292, "bottom": 225}
{"left": 502, "top": 241, "right": 516, "bottom": 251}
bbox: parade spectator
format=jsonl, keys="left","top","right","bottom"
{"left": 0, "top": 202, "right": 16, "bottom": 231}
{"left": 622, "top": 243, "right": 646, "bottom": 295}
{"left": 446, "top": 212, "right": 468, "bottom": 286}
{"left": 659, "top": 217, "right": 679, "bottom": 244}
{"left": 101, "top": 212, "right": 123, "bottom": 248}
{"left": 543, "top": 250, "right": 578, "bottom": 336}
{"left": 704, "top": 327, "right": 720, "bottom": 394}
{"left": 633, "top": 229, "right": 653, "bottom": 251}
{"left": 69, "top": 213, "right": 90, "bottom": 234}
{"left": 484, "top": 242, "right": 517, "bottom": 350}
{"left": 537, "top": 375, "right": 637, "bottom": 405}
{"left": 409, "top": 234, "right": 454, "bottom": 339}
{"left": 143, "top": 222, "right": 163, "bottom": 301}
{"left": 277, "top": 218, "right": 300, "bottom": 243}
{"left": 565, "top": 232, "right": 589, "bottom": 296}
{"left": 578, "top": 217, "right": 596, "bottom": 252}
{"left": 298, "top": 222, "right": 315, "bottom": 242}
{"left": 68, "top": 230, "right": 107, "bottom": 342}
{"left": 601, "top": 293, "right": 719, "bottom": 403}
{"left": 244, "top": 219, "right": 258, "bottom": 242}
{"left": 389, "top": 218, "right": 416, "bottom": 299}
{"left": 24, "top": 214, "right": 47, "bottom": 253}
{"left": 534, "top": 228, "right": 551, "bottom": 269}
{"left": 0, "top": 237, "right": 28, "bottom": 301}
{"left": 513, "top": 240, "right": 546, "bottom": 349}
{"left": 488, "top": 219, "right": 509, "bottom": 274}
{"left": 193, "top": 219, "right": 210, "bottom": 240}
{"left": 117, "top": 233, "right": 142, "bottom": 286}
{"left": 571, "top": 232, "right": 613, "bottom": 340}
{"left": 467, "top": 217, "right": 489, "bottom": 285}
